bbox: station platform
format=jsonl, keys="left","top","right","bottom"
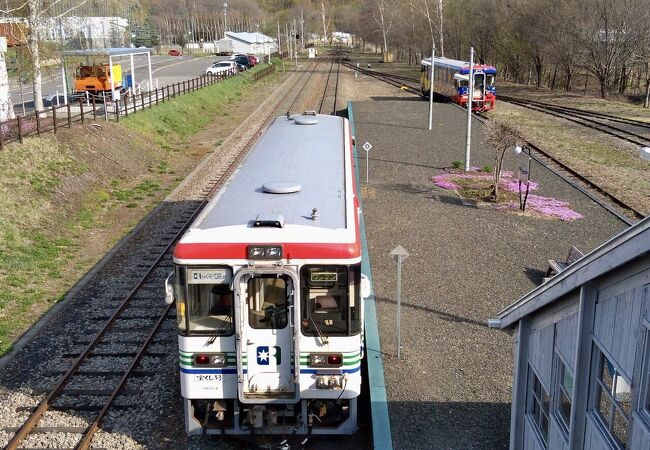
{"left": 349, "top": 98, "right": 627, "bottom": 449}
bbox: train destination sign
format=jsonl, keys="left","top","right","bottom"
{"left": 187, "top": 269, "right": 231, "bottom": 284}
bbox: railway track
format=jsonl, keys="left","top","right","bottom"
{"left": 343, "top": 60, "right": 645, "bottom": 224}
{"left": 2, "top": 57, "right": 344, "bottom": 450}
{"left": 500, "top": 95, "right": 650, "bottom": 148}
{"left": 340, "top": 60, "right": 422, "bottom": 96}
{"left": 319, "top": 50, "right": 342, "bottom": 115}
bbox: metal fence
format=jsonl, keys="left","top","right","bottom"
{"left": 0, "top": 64, "right": 276, "bottom": 149}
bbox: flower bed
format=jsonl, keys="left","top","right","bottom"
{"left": 433, "top": 169, "right": 583, "bottom": 221}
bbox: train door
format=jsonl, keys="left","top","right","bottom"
{"left": 235, "top": 271, "right": 298, "bottom": 402}
{"left": 474, "top": 72, "right": 486, "bottom": 101}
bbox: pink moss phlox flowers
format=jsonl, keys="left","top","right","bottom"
{"left": 432, "top": 170, "right": 583, "bottom": 221}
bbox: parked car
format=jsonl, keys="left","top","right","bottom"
{"left": 168, "top": 49, "right": 182, "bottom": 56}
{"left": 206, "top": 60, "right": 238, "bottom": 76}
{"left": 231, "top": 54, "right": 253, "bottom": 70}
{"left": 251, "top": 55, "right": 260, "bottom": 64}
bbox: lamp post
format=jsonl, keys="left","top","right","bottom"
{"left": 428, "top": 42, "right": 435, "bottom": 131}
{"left": 514, "top": 145, "right": 532, "bottom": 211}
{"left": 464, "top": 46, "right": 474, "bottom": 171}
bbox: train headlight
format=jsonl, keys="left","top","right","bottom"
{"left": 310, "top": 354, "right": 327, "bottom": 365}
{"left": 247, "top": 245, "right": 283, "bottom": 260}
{"left": 194, "top": 353, "right": 227, "bottom": 367}
{"left": 309, "top": 353, "right": 343, "bottom": 367}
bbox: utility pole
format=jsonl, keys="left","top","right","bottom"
{"left": 223, "top": 3, "right": 228, "bottom": 37}
{"left": 293, "top": 17, "right": 297, "bottom": 59}
{"left": 300, "top": 10, "right": 305, "bottom": 52}
{"left": 464, "top": 47, "right": 474, "bottom": 172}
{"left": 428, "top": 43, "right": 435, "bottom": 131}
{"left": 285, "top": 22, "right": 290, "bottom": 61}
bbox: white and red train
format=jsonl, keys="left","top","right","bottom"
{"left": 421, "top": 56, "right": 497, "bottom": 111}
{"left": 165, "top": 112, "right": 369, "bottom": 436}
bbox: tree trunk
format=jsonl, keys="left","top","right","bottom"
{"left": 565, "top": 66, "right": 573, "bottom": 92}
{"left": 28, "top": 18, "right": 44, "bottom": 113}
{"left": 644, "top": 79, "right": 650, "bottom": 108}
{"left": 599, "top": 77, "right": 607, "bottom": 98}
{"left": 550, "top": 65, "right": 558, "bottom": 90}
{"left": 0, "top": 50, "right": 16, "bottom": 121}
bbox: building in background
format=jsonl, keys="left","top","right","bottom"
{"left": 1, "top": 17, "right": 128, "bottom": 49}
{"left": 490, "top": 217, "right": 650, "bottom": 449}
{"left": 224, "top": 31, "right": 276, "bottom": 55}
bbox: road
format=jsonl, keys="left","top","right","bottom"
{"left": 8, "top": 53, "right": 219, "bottom": 112}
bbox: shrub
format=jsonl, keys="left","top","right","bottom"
{"left": 482, "top": 165, "right": 493, "bottom": 173}
{"left": 452, "top": 160, "right": 463, "bottom": 169}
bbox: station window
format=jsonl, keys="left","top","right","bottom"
{"left": 247, "top": 275, "right": 289, "bottom": 329}
{"left": 301, "top": 265, "right": 361, "bottom": 337}
{"left": 639, "top": 325, "right": 650, "bottom": 424}
{"left": 554, "top": 354, "right": 574, "bottom": 436}
{"left": 175, "top": 266, "right": 234, "bottom": 336}
{"left": 591, "top": 345, "right": 631, "bottom": 448}
{"left": 527, "top": 365, "right": 550, "bottom": 447}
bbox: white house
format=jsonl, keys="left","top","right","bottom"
{"left": 331, "top": 31, "right": 353, "bottom": 46}
{"left": 224, "top": 31, "right": 276, "bottom": 55}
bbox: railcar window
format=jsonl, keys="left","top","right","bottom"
{"left": 187, "top": 283, "right": 234, "bottom": 335}
{"left": 174, "top": 266, "right": 187, "bottom": 333}
{"left": 301, "top": 265, "right": 361, "bottom": 337}
{"left": 247, "top": 275, "right": 289, "bottom": 329}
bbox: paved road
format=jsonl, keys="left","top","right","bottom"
{"left": 8, "top": 53, "right": 218, "bottom": 112}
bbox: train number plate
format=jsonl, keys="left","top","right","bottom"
{"left": 195, "top": 374, "right": 222, "bottom": 382}
{"left": 187, "top": 269, "right": 231, "bottom": 284}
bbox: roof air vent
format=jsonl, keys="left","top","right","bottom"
{"left": 262, "top": 181, "right": 301, "bottom": 194}
{"left": 295, "top": 115, "right": 318, "bottom": 125}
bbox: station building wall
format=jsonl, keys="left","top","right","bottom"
{"left": 512, "top": 259, "right": 650, "bottom": 449}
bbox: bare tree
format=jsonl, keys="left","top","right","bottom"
{"left": 484, "top": 119, "right": 519, "bottom": 202}
{"left": 574, "top": 0, "right": 644, "bottom": 98}
{"left": 0, "top": 48, "right": 16, "bottom": 121}
{"left": 373, "top": 0, "right": 394, "bottom": 54}
{"left": 320, "top": 1, "right": 330, "bottom": 43}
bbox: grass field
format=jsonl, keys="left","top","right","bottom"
{"left": 0, "top": 63, "right": 280, "bottom": 356}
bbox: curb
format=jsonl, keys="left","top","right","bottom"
{"left": 348, "top": 101, "right": 394, "bottom": 450}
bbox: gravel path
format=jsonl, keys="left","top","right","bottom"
{"left": 351, "top": 98, "right": 627, "bottom": 449}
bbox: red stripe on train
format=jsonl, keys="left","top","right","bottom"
{"left": 174, "top": 241, "right": 361, "bottom": 260}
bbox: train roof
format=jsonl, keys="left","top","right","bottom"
{"left": 174, "top": 114, "right": 360, "bottom": 262}
{"left": 421, "top": 56, "right": 497, "bottom": 74}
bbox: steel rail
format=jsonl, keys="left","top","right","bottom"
{"left": 340, "top": 61, "right": 422, "bottom": 95}
{"left": 500, "top": 95, "right": 650, "bottom": 129}
{"left": 501, "top": 96, "right": 650, "bottom": 147}
{"left": 332, "top": 51, "right": 342, "bottom": 116}
{"left": 5, "top": 59, "right": 332, "bottom": 450}
{"left": 318, "top": 55, "right": 336, "bottom": 114}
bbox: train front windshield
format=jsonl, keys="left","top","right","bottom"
{"left": 174, "top": 266, "right": 235, "bottom": 335}
{"left": 301, "top": 265, "right": 361, "bottom": 336}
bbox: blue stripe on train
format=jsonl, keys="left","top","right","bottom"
{"left": 180, "top": 367, "right": 243, "bottom": 374}
{"left": 300, "top": 366, "right": 361, "bottom": 375}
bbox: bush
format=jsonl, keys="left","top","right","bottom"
{"left": 482, "top": 165, "right": 493, "bottom": 173}
{"left": 452, "top": 160, "right": 463, "bottom": 169}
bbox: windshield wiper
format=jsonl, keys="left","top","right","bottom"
{"left": 309, "top": 314, "right": 329, "bottom": 345}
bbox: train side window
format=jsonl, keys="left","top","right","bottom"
{"left": 247, "top": 275, "right": 289, "bottom": 329}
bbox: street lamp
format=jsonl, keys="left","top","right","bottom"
{"left": 514, "top": 145, "right": 532, "bottom": 211}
